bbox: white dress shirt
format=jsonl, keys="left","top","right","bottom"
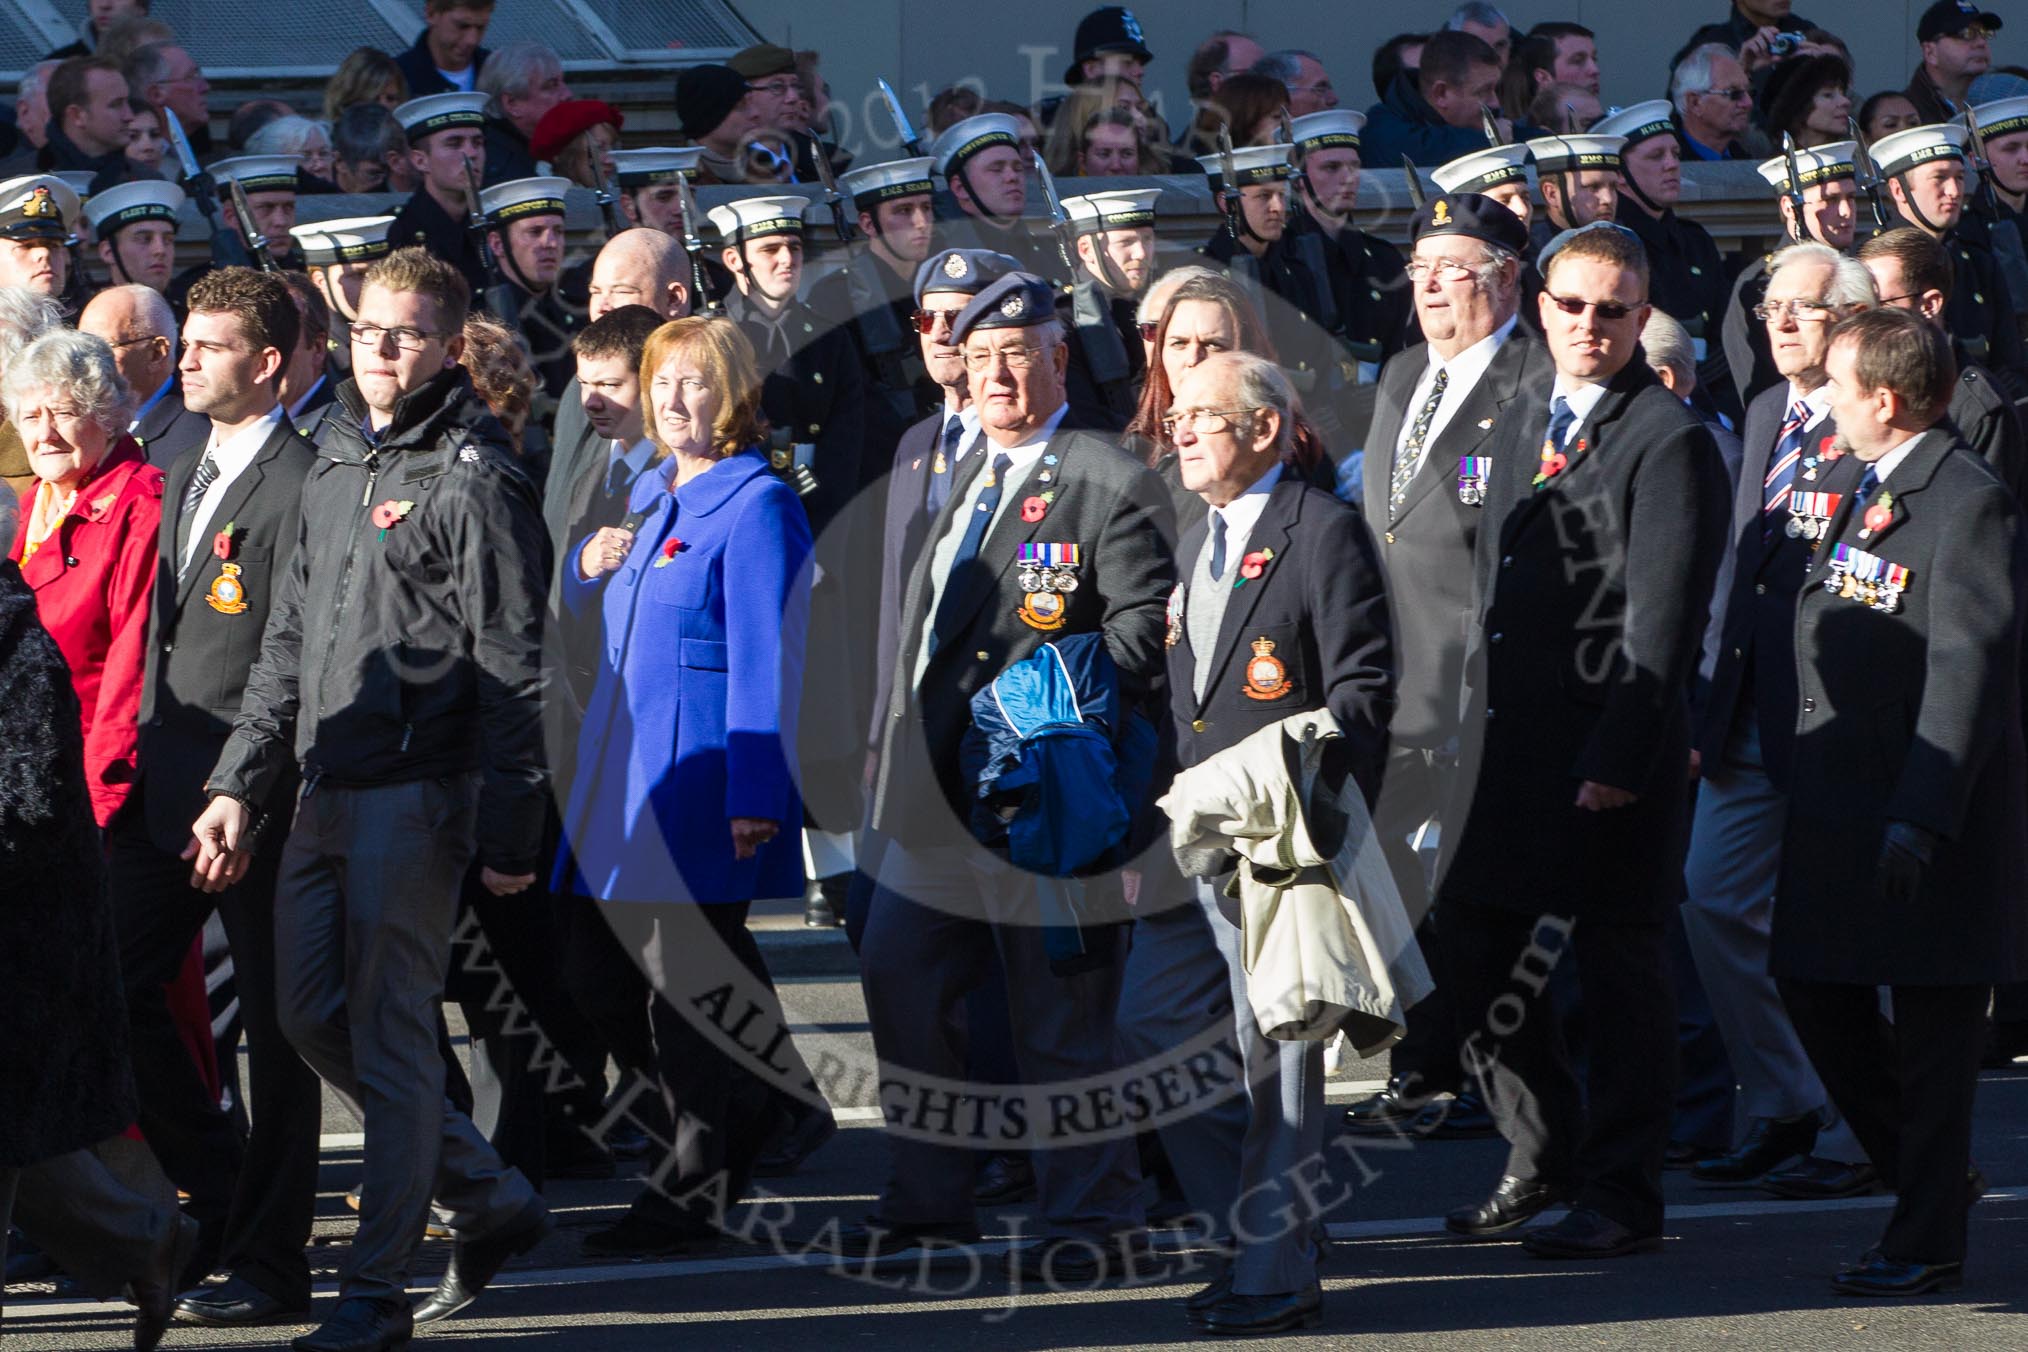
{"left": 1868, "top": 431, "right": 1925, "bottom": 487}
{"left": 1399, "top": 315, "right": 1519, "bottom": 459}
{"left": 1204, "top": 462, "right": 1284, "bottom": 566}
{"left": 286, "top": 373, "right": 329, "bottom": 421}
{"left": 1548, "top": 374, "right": 1614, "bottom": 446}
{"left": 1785, "top": 379, "right": 1835, "bottom": 435}
{"left": 129, "top": 375, "right": 174, "bottom": 433}
{"left": 180, "top": 405, "right": 283, "bottom": 573}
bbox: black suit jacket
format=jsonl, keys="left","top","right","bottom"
{"left": 872, "top": 422, "right": 1175, "bottom": 844}
{"left": 290, "top": 375, "right": 339, "bottom": 443}
{"left": 1169, "top": 477, "right": 1395, "bottom": 805}
{"left": 132, "top": 387, "right": 206, "bottom": 466}
{"left": 1945, "top": 360, "right": 2027, "bottom": 501}
{"left": 1698, "top": 383, "right": 1836, "bottom": 786}
{"left": 136, "top": 413, "right": 312, "bottom": 854}
{"left": 869, "top": 409, "right": 950, "bottom": 752}
{"left": 1773, "top": 430, "right": 2028, "bottom": 984}
{"left": 1363, "top": 327, "right": 1550, "bottom": 748}
{"left": 1438, "top": 357, "right": 1730, "bottom": 919}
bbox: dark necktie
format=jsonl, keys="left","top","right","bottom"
{"left": 925, "top": 413, "right": 965, "bottom": 518}
{"left": 1761, "top": 399, "right": 1811, "bottom": 539}
{"left": 604, "top": 452, "right": 632, "bottom": 506}
{"left": 931, "top": 451, "right": 1012, "bottom": 650}
{"left": 1854, "top": 464, "right": 1880, "bottom": 507}
{"left": 1534, "top": 395, "right": 1575, "bottom": 490}
{"left": 1208, "top": 510, "right": 1228, "bottom": 581}
{"left": 175, "top": 449, "right": 221, "bottom": 568}
{"left": 1390, "top": 367, "right": 1449, "bottom": 514}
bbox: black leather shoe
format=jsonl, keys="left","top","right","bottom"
{"left": 804, "top": 882, "right": 841, "bottom": 928}
{"left": 291, "top": 1297, "right": 413, "bottom": 1352}
{"left": 1192, "top": 1285, "right": 1324, "bottom": 1334}
{"left": 1183, "top": 1263, "right": 1234, "bottom": 1314}
{"left": 1760, "top": 1158, "right": 1880, "bottom": 1200}
{"left": 1414, "top": 1088, "right": 1498, "bottom": 1139}
{"left": 132, "top": 1212, "right": 198, "bottom": 1352}
{"left": 1832, "top": 1254, "right": 1963, "bottom": 1297}
{"left": 1691, "top": 1114, "right": 1820, "bottom": 1184}
{"left": 1007, "top": 1234, "right": 1149, "bottom": 1286}
{"left": 1665, "top": 1140, "right": 1725, "bottom": 1170}
{"left": 1522, "top": 1207, "right": 1662, "bottom": 1259}
{"left": 1445, "top": 1175, "right": 1566, "bottom": 1239}
{"left": 974, "top": 1153, "right": 1036, "bottom": 1205}
{"left": 412, "top": 1199, "right": 552, "bottom": 1324}
{"left": 175, "top": 1273, "right": 312, "bottom": 1327}
{"left": 752, "top": 1104, "right": 839, "bottom": 1178}
{"left": 580, "top": 1213, "right": 717, "bottom": 1258}
{"left": 822, "top": 1217, "right": 981, "bottom": 1261}
{"left": 1340, "top": 1076, "right": 1436, "bottom": 1133}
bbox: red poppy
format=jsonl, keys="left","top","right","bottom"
{"left": 1864, "top": 504, "right": 1892, "bottom": 532}
{"left": 1819, "top": 435, "right": 1843, "bottom": 461}
{"left": 1239, "top": 550, "right": 1270, "bottom": 579}
{"left": 212, "top": 529, "right": 234, "bottom": 560}
{"left": 663, "top": 538, "right": 683, "bottom": 558}
{"left": 1543, "top": 452, "right": 1569, "bottom": 477}
{"left": 371, "top": 499, "right": 412, "bottom": 530}
{"left": 1020, "top": 496, "right": 1047, "bottom": 523}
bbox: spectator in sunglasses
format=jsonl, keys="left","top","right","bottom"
{"left": 1905, "top": 1, "right": 2002, "bottom": 125}
{"left": 1673, "top": 43, "right": 1757, "bottom": 162}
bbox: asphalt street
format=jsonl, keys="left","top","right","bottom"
{"left": 9, "top": 911, "right": 2028, "bottom": 1350}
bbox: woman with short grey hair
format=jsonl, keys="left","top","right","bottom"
{"left": 246, "top": 114, "right": 336, "bottom": 184}
{"left": 0, "top": 285, "right": 63, "bottom": 510}
{"left": 3, "top": 326, "right": 161, "bottom": 830}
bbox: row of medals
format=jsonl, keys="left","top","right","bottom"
{"left": 1018, "top": 562, "right": 1081, "bottom": 594}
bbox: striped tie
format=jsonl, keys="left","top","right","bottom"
{"left": 1762, "top": 400, "right": 1811, "bottom": 522}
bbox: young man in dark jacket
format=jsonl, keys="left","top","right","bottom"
{"left": 193, "top": 246, "right": 550, "bottom": 1352}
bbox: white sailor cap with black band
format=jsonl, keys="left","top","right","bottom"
{"left": 1526, "top": 133, "right": 1625, "bottom": 176}
{"left": 1590, "top": 100, "right": 1677, "bottom": 150}
{"left": 0, "top": 175, "right": 79, "bottom": 244}
{"left": 1287, "top": 110, "right": 1365, "bottom": 153}
{"left": 1061, "top": 187, "right": 1159, "bottom": 235}
{"left": 50, "top": 169, "right": 94, "bottom": 202}
{"left": 609, "top": 146, "right": 705, "bottom": 189}
{"left": 479, "top": 176, "right": 570, "bottom": 226}
{"left": 290, "top": 214, "right": 397, "bottom": 266}
{"left": 209, "top": 155, "right": 303, "bottom": 195}
{"left": 706, "top": 194, "right": 810, "bottom": 245}
{"left": 1195, "top": 143, "right": 1295, "bottom": 192}
{"left": 84, "top": 179, "right": 185, "bottom": 238}
{"left": 1433, "top": 143, "right": 1532, "bottom": 195}
{"left": 930, "top": 113, "right": 1026, "bottom": 179}
{"left": 1972, "top": 97, "right": 2028, "bottom": 142}
{"left": 1755, "top": 140, "right": 1858, "bottom": 193}
{"left": 1869, "top": 122, "right": 1970, "bottom": 178}
{"left": 838, "top": 156, "right": 936, "bottom": 211}
{"left": 394, "top": 92, "right": 488, "bottom": 141}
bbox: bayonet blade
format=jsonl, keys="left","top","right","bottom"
{"left": 877, "top": 78, "right": 923, "bottom": 157}
{"left": 1401, "top": 154, "right": 1426, "bottom": 209}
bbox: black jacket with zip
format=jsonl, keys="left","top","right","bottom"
{"left": 206, "top": 367, "right": 551, "bottom": 874}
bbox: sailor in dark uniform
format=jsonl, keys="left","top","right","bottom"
{"left": 287, "top": 212, "right": 398, "bottom": 348}
{"left": 387, "top": 92, "right": 492, "bottom": 302}
{"left": 1287, "top": 110, "right": 1415, "bottom": 383}
{"left": 1520, "top": 132, "right": 1625, "bottom": 326}
{"left": 1057, "top": 187, "right": 1157, "bottom": 429}
{"left": 1593, "top": 100, "right": 1736, "bottom": 422}
{"left": 831, "top": 155, "right": 943, "bottom": 436}
{"left": 928, "top": 113, "right": 1060, "bottom": 284}
{"left": 82, "top": 178, "right": 183, "bottom": 296}
{"left": 1871, "top": 120, "right": 2028, "bottom": 394}
{"left": 165, "top": 155, "right": 305, "bottom": 318}
{"left": 1721, "top": 141, "right": 1863, "bottom": 410}
{"left": 478, "top": 175, "right": 583, "bottom": 410}
{"left": 1195, "top": 143, "right": 1339, "bottom": 428}
{"left": 609, "top": 145, "right": 704, "bottom": 241}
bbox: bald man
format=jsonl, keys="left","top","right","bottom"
{"left": 78, "top": 283, "right": 205, "bottom": 463}
{"left": 542, "top": 228, "right": 690, "bottom": 549}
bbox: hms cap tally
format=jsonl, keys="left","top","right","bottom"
{"left": 289, "top": 214, "right": 398, "bottom": 266}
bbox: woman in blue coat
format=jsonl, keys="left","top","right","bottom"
{"left": 557, "top": 316, "right": 815, "bottom": 1253}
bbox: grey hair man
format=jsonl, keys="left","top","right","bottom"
{"left": 1671, "top": 42, "right": 1752, "bottom": 161}
{"left": 1252, "top": 49, "right": 1338, "bottom": 115}
{"left": 477, "top": 40, "right": 567, "bottom": 184}
{"left": 1446, "top": 1, "right": 1512, "bottom": 67}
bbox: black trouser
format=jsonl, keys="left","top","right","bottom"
{"left": 1779, "top": 979, "right": 1989, "bottom": 1265}
{"left": 4, "top": 1136, "right": 183, "bottom": 1314}
{"left": 1441, "top": 899, "right": 1676, "bottom": 1234}
{"left": 1374, "top": 747, "right": 1463, "bottom": 1094}
{"left": 594, "top": 901, "right": 797, "bottom": 1230}
{"left": 107, "top": 801, "right": 321, "bottom": 1305}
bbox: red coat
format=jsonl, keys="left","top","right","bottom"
{"left": 8, "top": 437, "right": 164, "bottom": 828}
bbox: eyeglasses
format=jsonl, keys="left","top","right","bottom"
{"left": 962, "top": 343, "right": 1049, "bottom": 371}
{"left": 911, "top": 305, "right": 966, "bottom": 335}
{"left": 105, "top": 334, "right": 167, "bottom": 351}
{"left": 1699, "top": 86, "right": 1752, "bottom": 102}
{"left": 1752, "top": 299, "right": 1835, "bottom": 323}
{"left": 1948, "top": 24, "right": 1997, "bottom": 41}
{"left": 347, "top": 322, "right": 447, "bottom": 351}
{"left": 1136, "top": 320, "right": 1158, "bottom": 342}
{"left": 746, "top": 79, "right": 801, "bottom": 98}
{"left": 1543, "top": 293, "right": 1642, "bottom": 320}
{"left": 1159, "top": 407, "right": 1256, "bottom": 439}
{"left": 1405, "top": 257, "right": 1484, "bottom": 282}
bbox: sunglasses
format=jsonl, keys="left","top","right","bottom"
{"left": 911, "top": 305, "right": 966, "bottom": 335}
{"left": 1137, "top": 320, "right": 1158, "bottom": 342}
{"left": 1543, "top": 292, "right": 1643, "bottom": 321}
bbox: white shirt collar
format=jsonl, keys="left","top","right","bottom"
{"left": 1206, "top": 462, "right": 1283, "bottom": 545}
{"left": 286, "top": 373, "right": 328, "bottom": 420}
{"left": 1786, "top": 379, "right": 1834, "bottom": 427}
{"left": 977, "top": 402, "right": 1070, "bottom": 473}
{"left": 1548, "top": 374, "right": 1613, "bottom": 444}
{"left": 608, "top": 434, "right": 656, "bottom": 477}
{"left": 130, "top": 374, "right": 174, "bottom": 429}
{"left": 1427, "top": 314, "right": 1518, "bottom": 383}
{"left": 178, "top": 405, "right": 283, "bottom": 569}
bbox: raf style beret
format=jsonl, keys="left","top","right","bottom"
{"left": 952, "top": 272, "right": 1059, "bottom": 342}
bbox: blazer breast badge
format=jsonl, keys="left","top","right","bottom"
{"left": 1241, "top": 636, "right": 1292, "bottom": 700}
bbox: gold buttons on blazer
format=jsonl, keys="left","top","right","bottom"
{"left": 1384, "top": 531, "right": 1395, "bottom": 543}
{"left": 1192, "top": 719, "right": 1206, "bottom": 733}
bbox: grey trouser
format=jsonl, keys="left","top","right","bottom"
{"left": 275, "top": 775, "right": 535, "bottom": 1302}
{"left": 1195, "top": 878, "right": 1327, "bottom": 1296}
{"left": 859, "top": 841, "right": 1145, "bottom": 1241}
{"left": 1684, "top": 722, "right": 1865, "bottom": 1161}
